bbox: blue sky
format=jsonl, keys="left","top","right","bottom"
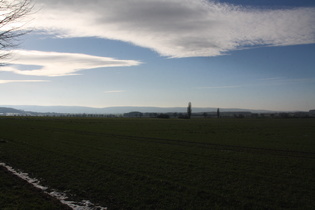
{"left": 1, "top": 0, "right": 315, "bottom": 111}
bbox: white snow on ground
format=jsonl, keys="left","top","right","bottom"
{"left": 0, "top": 162, "right": 107, "bottom": 210}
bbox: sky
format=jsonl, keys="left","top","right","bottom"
{"left": 1, "top": 0, "right": 315, "bottom": 111}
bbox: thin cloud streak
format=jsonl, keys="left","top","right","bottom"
{"left": 195, "top": 78, "right": 315, "bottom": 90}
{"left": 104, "top": 90, "right": 126, "bottom": 94}
{"left": 30, "top": 0, "right": 315, "bottom": 58}
{"left": 259, "top": 78, "right": 315, "bottom": 86}
{"left": 1, "top": 50, "right": 141, "bottom": 77}
{"left": 0, "top": 80, "right": 49, "bottom": 84}
{"left": 195, "top": 85, "right": 245, "bottom": 89}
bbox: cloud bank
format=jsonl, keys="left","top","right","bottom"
{"left": 30, "top": 0, "right": 315, "bottom": 57}
{"left": 1, "top": 50, "right": 141, "bottom": 76}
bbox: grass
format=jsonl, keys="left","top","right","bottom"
{"left": 0, "top": 117, "right": 314, "bottom": 209}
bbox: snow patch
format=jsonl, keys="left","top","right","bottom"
{"left": 0, "top": 162, "right": 107, "bottom": 210}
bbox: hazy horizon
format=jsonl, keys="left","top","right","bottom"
{"left": 1, "top": 0, "right": 315, "bottom": 111}
{"left": 2, "top": 104, "right": 313, "bottom": 113}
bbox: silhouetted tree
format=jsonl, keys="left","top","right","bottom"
{"left": 187, "top": 102, "right": 192, "bottom": 119}
{"left": 217, "top": 108, "right": 220, "bottom": 118}
{"left": 0, "top": 0, "right": 33, "bottom": 62}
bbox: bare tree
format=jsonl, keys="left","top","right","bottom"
{"left": 0, "top": 0, "right": 33, "bottom": 61}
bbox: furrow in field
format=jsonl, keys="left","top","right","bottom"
{"left": 43, "top": 127, "right": 315, "bottom": 159}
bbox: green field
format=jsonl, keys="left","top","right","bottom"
{"left": 0, "top": 117, "right": 314, "bottom": 209}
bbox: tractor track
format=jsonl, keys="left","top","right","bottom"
{"left": 43, "top": 127, "right": 315, "bottom": 159}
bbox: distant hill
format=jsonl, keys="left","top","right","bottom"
{"left": 0, "top": 107, "right": 25, "bottom": 114}
{"left": 2, "top": 105, "right": 277, "bottom": 114}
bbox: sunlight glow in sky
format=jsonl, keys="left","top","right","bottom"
{"left": 1, "top": 0, "right": 315, "bottom": 111}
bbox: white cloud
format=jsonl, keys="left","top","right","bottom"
{"left": 0, "top": 80, "right": 49, "bottom": 84}
{"left": 1, "top": 50, "right": 141, "bottom": 77}
{"left": 29, "top": 0, "right": 315, "bottom": 57}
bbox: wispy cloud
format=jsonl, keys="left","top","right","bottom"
{"left": 258, "top": 77, "right": 315, "bottom": 85}
{"left": 195, "top": 85, "right": 245, "bottom": 89}
{"left": 29, "top": 0, "right": 315, "bottom": 58}
{"left": 1, "top": 50, "right": 141, "bottom": 77}
{"left": 0, "top": 80, "right": 49, "bottom": 84}
{"left": 104, "top": 90, "right": 125, "bottom": 94}
{"left": 195, "top": 77, "right": 315, "bottom": 90}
